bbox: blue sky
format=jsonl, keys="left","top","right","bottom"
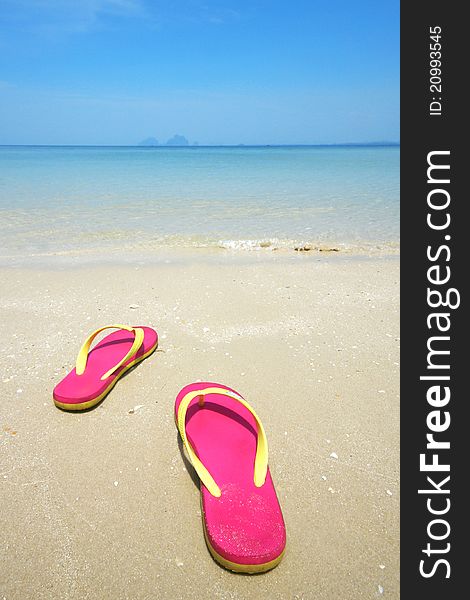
{"left": 0, "top": 1, "right": 399, "bottom": 145}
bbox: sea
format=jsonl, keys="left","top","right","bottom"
{"left": 0, "top": 145, "right": 399, "bottom": 263}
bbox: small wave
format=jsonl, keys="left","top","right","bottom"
{"left": 217, "top": 239, "right": 277, "bottom": 250}
{"left": 0, "top": 232, "right": 400, "bottom": 266}
{"left": 215, "top": 238, "right": 400, "bottom": 254}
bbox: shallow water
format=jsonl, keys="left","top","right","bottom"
{"left": 0, "top": 145, "right": 399, "bottom": 259}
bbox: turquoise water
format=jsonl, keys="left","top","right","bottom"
{"left": 0, "top": 145, "right": 399, "bottom": 259}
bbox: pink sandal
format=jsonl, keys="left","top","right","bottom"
{"left": 53, "top": 324, "right": 158, "bottom": 410}
{"left": 175, "top": 382, "right": 286, "bottom": 573}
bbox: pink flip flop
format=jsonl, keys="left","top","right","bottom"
{"left": 53, "top": 324, "right": 158, "bottom": 410}
{"left": 175, "top": 382, "right": 286, "bottom": 573}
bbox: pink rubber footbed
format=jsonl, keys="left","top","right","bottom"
{"left": 175, "top": 382, "right": 286, "bottom": 566}
{"left": 53, "top": 326, "right": 158, "bottom": 405}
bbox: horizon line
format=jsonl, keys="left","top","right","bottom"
{"left": 0, "top": 142, "right": 400, "bottom": 148}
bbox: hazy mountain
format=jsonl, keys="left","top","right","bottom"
{"left": 166, "top": 134, "right": 189, "bottom": 146}
{"left": 138, "top": 137, "right": 159, "bottom": 146}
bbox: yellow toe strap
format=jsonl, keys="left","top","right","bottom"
{"left": 75, "top": 324, "right": 145, "bottom": 381}
{"left": 177, "top": 386, "right": 269, "bottom": 498}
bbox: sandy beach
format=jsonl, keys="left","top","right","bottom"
{"left": 1, "top": 252, "right": 399, "bottom": 599}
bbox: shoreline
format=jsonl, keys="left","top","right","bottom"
{"left": 0, "top": 243, "right": 400, "bottom": 270}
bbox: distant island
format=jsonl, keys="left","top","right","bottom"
{"left": 138, "top": 134, "right": 190, "bottom": 147}
{"left": 138, "top": 137, "right": 159, "bottom": 147}
{"left": 166, "top": 134, "right": 189, "bottom": 146}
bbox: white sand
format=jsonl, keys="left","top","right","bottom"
{"left": 0, "top": 253, "right": 399, "bottom": 599}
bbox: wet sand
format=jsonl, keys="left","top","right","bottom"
{"left": 0, "top": 252, "right": 399, "bottom": 599}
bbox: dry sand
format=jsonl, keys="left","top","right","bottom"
{"left": 0, "top": 252, "right": 399, "bottom": 599}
